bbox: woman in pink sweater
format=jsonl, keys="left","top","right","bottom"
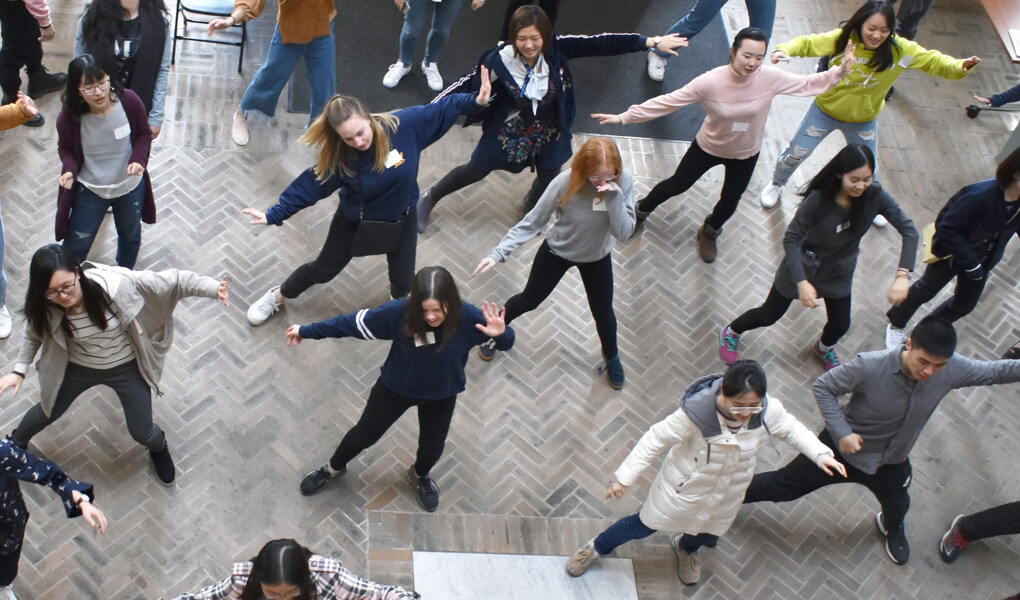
{"left": 593, "top": 27, "right": 853, "bottom": 263}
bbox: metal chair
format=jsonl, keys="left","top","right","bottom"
{"left": 171, "top": 0, "right": 247, "bottom": 73}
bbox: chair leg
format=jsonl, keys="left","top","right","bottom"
{"left": 171, "top": 2, "right": 181, "bottom": 65}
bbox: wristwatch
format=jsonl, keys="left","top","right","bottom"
{"left": 652, "top": 36, "right": 662, "bottom": 49}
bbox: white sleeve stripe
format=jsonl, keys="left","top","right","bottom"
{"left": 355, "top": 309, "right": 376, "bottom": 340}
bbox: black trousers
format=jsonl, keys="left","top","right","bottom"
{"left": 504, "top": 241, "right": 618, "bottom": 359}
{"left": 0, "top": 537, "right": 20, "bottom": 586}
{"left": 637, "top": 139, "right": 759, "bottom": 232}
{"left": 744, "top": 430, "right": 912, "bottom": 531}
{"left": 0, "top": 0, "right": 42, "bottom": 100}
{"left": 730, "top": 284, "right": 852, "bottom": 347}
{"left": 329, "top": 379, "right": 457, "bottom": 477}
{"left": 886, "top": 259, "right": 988, "bottom": 329}
{"left": 280, "top": 208, "right": 417, "bottom": 300}
{"left": 430, "top": 160, "right": 560, "bottom": 207}
{"left": 958, "top": 501, "right": 1020, "bottom": 542}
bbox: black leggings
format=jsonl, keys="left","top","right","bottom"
{"left": 0, "top": 542, "right": 19, "bottom": 586}
{"left": 957, "top": 501, "right": 1020, "bottom": 542}
{"left": 430, "top": 160, "right": 560, "bottom": 207}
{"left": 730, "top": 284, "right": 851, "bottom": 347}
{"left": 0, "top": 0, "right": 43, "bottom": 100}
{"left": 329, "top": 379, "right": 456, "bottom": 477}
{"left": 504, "top": 241, "right": 618, "bottom": 359}
{"left": 637, "top": 139, "right": 759, "bottom": 231}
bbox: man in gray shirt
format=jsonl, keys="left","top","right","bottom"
{"left": 744, "top": 316, "right": 1020, "bottom": 566}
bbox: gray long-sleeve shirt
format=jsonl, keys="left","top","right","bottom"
{"left": 813, "top": 348, "right": 1020, "bottom": 474}
{"left": 487, "top": 169, "right": 636, "bottom": 264}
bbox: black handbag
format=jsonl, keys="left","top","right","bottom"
{"left": 350, "top": 202, "right": 410, "bottom": 257}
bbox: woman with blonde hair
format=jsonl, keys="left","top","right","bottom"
{"left": 471, "top": 136, "right": 635, "bottom": 388}
{"left": 243, "top": 74, "right": 491, "bottom": 326}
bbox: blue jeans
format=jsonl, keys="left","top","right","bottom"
{"left": 770, "top": 102, "right": 879, "bottom": 186}
{"left": 593, "top": 513, "right": 719, "bottom": 555}
{"left": 654, "top": 0, "right": 776, "bottom": 58}
{"left": 399, "top": 0, "right": 465, "bottom": 65}
{"left": 63, "top": 180, "right": 144, "bottom": 269}
{"left": 240, "top": 24, "right": 336, "bottom": 124}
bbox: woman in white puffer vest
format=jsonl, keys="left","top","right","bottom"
{"left": 565, "top": 360, "right": 846, "bottom": 586}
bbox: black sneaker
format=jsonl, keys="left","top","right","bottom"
{"left": 407, "top": 466, "right": 440, "bottom": 512}
{"left": 149, "top": 442, "right": 176, "bottom": 486}
{"left": 885, "top": 86, "right": 895, "bottom": 101}
{"left": 478, "top": 338, "right": 496, "bottom": 361}
{"left": 600, "top": 355, "right": 625, "bottom": 389}
{"left": 27, "top": 68, "right": 67, "bottom": 99}
{"left": 875, "top": 511, "right": 909, "bottom": 565}
{"left": 300, "top": 465, "right": 344, "bottom": 496}
{"left": 22, "top": 114, "right": 44, "bottom": 128}
{"left": 1003, "top": 345, "right": 1020, "bottom": 360}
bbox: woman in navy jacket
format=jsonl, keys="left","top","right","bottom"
{"left": 285, "top": 266, "right": 514, "bottom": 512}
{"left": 243, "top": 78, "right": 491, "bottom": 326}
{"left": 416, "top": 4, "right": 686, "bottom": 232}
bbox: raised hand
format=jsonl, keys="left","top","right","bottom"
{"left": 655, "top": 33, "right": 689, "bottom": 55}
{"left": 962, "top": 56, "right": 981, "bottom": 71}
{"left": 242, "top": 207, "right": 268, "bottom": 225}
{"left": 474, "top": 301, "right": 506, "bottom": 337}
{"left": 591, "top": 113, "right": 621, "bottom": 125}
{"left": 475, "top": 65, "right": 492, "bottom": 105}
{"left": 838, "top": 41, "right": 856, "bottom": 75}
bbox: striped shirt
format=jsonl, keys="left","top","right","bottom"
{"left": 66, "top": 309, "right": 135, "bottom": 369}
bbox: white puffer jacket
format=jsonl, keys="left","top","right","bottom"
{"left": 614, "top": 375, "right": 833, "bottom": 535}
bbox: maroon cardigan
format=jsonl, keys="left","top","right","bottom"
{"left": 55, "top": 88, "right": 155, "bottom": 241}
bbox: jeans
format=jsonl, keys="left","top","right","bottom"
{"left": 957, "top": 501, "right": 1020, "bottom": 542}
{"left": 0, "top": 0, "right": 42, "bottom": 100}
{"left": 329, "top": 378, "right": 456, "bottom": 477}
{"left": 637, "top": 139, "right": 759, "bottom": 231}
{"left": 593, "top": 513, "right": 719, "bottom": 555}
{"left": 240, "top": 24, "right": 336, "bottom": 124}
{"left": 63, "top": 180, "right": 144, "bottom": 269}
{"left": 890, "top": 0, "right": 935, "bottom": 40}
{"left": 430, "top": 160, "right": 560, "bottom": 206}
{"left": 771, "top": 102, "right": 879, "bottom": 187}
{"left": 730, "top": 284, "right": 852, "bottom": 347}
{"left": 12, "top": 360, "right": 165, "bottom": 452}
{"left": 886, "top": 259, "right": 987, "bottom": 329}
{"left": 400, "top": 0, "right": 465, "bottom": 65}
{"left": 654, "top": 0, "right": 776, "bottom": 58}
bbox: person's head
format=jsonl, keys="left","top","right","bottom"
{"left": 81, "top": 0, "right": 169, "bottom": 53}
{"left": 301, "top": 95, "right": 399, "bottom": 179}
{"left": 835, "top": 1, "right": 898, "bottom": 71}
{"left": 507, "top": 5, "right": 552, "bottom": 64}
{"left": 405, "top": 266, "right": 462, "bottom": 350}
{"left": 902, "top": 316, "right": 956, "bottom": 381}
{"left": 24, "top": 245, "right": 111, "bottom": 338}
{"left": 996, "top": 146, "right": 1020, "bottom": 197}
{"left": 717, "top": 360, "right": 768, "bottom": 422}
{"left": 239, "top": 539, "right": 315, "bottom": 600}
{"left": 729, "top": 27, "right": 769, "bottom": 77}
{"left": 557, "top": 137, "right": 623, "bottom": 206}
{"left": 802, "top": 144, "right": 876, "bottom": 230}
{"left": 62, "top": 54, "right": 119, "bottom": 120}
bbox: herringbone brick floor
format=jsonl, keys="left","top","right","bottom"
{"left": 0, "top": 0, "right": 1017, "bottom": 598}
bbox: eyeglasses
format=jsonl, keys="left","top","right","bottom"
{"left": 588, "top": 174, "right": 617, "bottom": 184}
{"left": 45, "top": 277, "right": 78, "bottom": 301}
{"left": 79, "top": 79, "right": 111, "bottom": 96}
{"left": 727, "top": 403, "right": 764, "bottom": 415}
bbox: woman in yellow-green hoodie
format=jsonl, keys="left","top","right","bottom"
{"left": 758, "top": 1, "right": 980, "bottom": 217}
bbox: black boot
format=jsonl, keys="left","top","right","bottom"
{"left": 27, "top": 68, "right": 67, "bottom": 99}
{"left": 149, "top": 440, "right": 176, "bottom": 486}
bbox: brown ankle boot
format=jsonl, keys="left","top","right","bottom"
{"left": 696, "top": 223, "right": 720, "bottom": 263}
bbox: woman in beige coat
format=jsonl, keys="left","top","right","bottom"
{"left": 565, "top": 360, "right": 846, "bottom": 586}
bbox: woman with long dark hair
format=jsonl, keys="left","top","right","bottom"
{"left": 171, "top": 538, "right": 418, "bottom": 599}
{"left": 286, "top": 266, "right": 513, "bottom": 512}
{"left": 0, "top": 245, "right": 230, "bottom": 486}
{"left": 56, "top": 54, "right": 154, "bottom": 269}
{"left": 75, "top": 0, "right": 171, "bottom": 138}
{"left": 719, "top": 144, "right": 917, "bottom": 370}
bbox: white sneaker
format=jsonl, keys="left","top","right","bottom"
{"left": 646, "top": 51, "right": 667, "bottom": 82}
{"left": 0, "top": 585, "right": 18, "bottom": 600}
{"left": 885, "top": 324, "right": 907, "bottom": 351}
{"left": 246, "top": 286, "right": 283, "bottom": 326}
{"left": 382, "top": 62, "right": 412, "bottom": 88}
{"left": 872, "top": 214, "right": 888, "bottom": 228}
{"left": 0, "top": 306, "right": 11, "bottom": 339}
{"left": 231, "top": 110, "right": 249, "bottom": 146}
{"left": 760, "top": 183, "right": 782, "bottom": 209}
{"left": 421, "top": 61, "right": 443, "bottom": 92}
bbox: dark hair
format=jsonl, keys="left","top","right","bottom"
{"left": 239, "top": 539, "right": 315, "bottom": 600}
{"left": 909, "top": 316, "right": 957, "bottom": 358}
{"left": 732, "top": 27, "right": 769, "bottom": 52}
{"left": 405, "top": 266, "right": 462, "bottom": 350}
{"left": 25, "top": 245, "right": 112, "bottom": 339}
{"left": 834, "top": 1, "right": 898, "bottom": 72}
{"left": 801, "top": 144, "right": 876, "bottom": 233}
{"left": 61, "top": 54, "right": 121, "bottom": 121}
{"left": 80, "top": 0, "right": 168, "bottom": 79}
{"left": 721, "top": 360, "right": 768, "bottom": 399}
{"left": 996, "top": 146, "right": 1020, "bottom": 189}
{"left": 507, "top": 5, "right": 553, "bottom": 60}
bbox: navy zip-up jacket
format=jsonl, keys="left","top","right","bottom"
{"left": 933, "top": 178, "right": 1020, "bottom": 273}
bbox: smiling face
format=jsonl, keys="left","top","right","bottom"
{"left": 421, "top": 298, "right": 446, "bottom": 328}
{"left": 860, "top": 12, "right": 892, "bottom": 50}
{"left": 335, "top": 114, "right": 374, "bottom": 151}
{"left": 514, "top": 25, "right": 544, "bottom": 64}
{"left": 718, "top": 390, "right": 764, "bottom": 423}
{"left": 840, "top": 164, "right": 874, "bottom": 199}
{"left": 729, "top": 38, "right": 767, "bottom": 77}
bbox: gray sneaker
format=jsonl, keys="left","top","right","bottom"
{"left": 247, "top": 286, "right": 283, "bottom": 326}
{"left": 417, "top": 189, "right": 436, "bottom": 233}
{"left": 671, "top": 535, "right": 701, "bottom": 585}
{"left": 565, "top": 539, "right": 599, "bottom": 576}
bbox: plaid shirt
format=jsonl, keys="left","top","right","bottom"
{"left": 172, "top": 555, "right": 419, "bottom": 600}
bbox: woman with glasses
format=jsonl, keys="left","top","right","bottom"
{"left": 0, "top": 245, "right": 230, "bottom": 486}
{"left": 565, "top": 360, "right": 845, "bottom": 587}
{"left": 56, "top": 54, "right": 154, "bottom": 269}
{"left": 470, "top": 137, "right": 634, "bottom": 389}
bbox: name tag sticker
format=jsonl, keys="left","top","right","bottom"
{"left": 897, "top": 55, "right": 914, "bottom": 69}
{"left": 591, "top": 199, "right": 608, "bottom": 212}
{"left": 836, "top": 221, "right": 849, "bottom": 234}
{"left": 415, "top": 331, "right": 436, "bottom": 347}
{"left": 731, "top": 122, "right": 749, "bottom": 132}
{"left": 385, "top": 149, "right": 405, "bottom": 169}
{"left": 114, "top": 124, "right": 131, "bottom": 139}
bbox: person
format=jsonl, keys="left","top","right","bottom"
{"left": 0, "top": 245, "right": 231, "bottom": 486}
{"left": 719, "top": 144, "right": 917, "bottom": 370}
{"left": 974, "top": 82, "right": 1020, "bottom": 109}
{"left": 206, "top": 0, "right": 338, "bottom": 146}
{"left": 416, "top": 5, "right": 687, "bottom": 232}
{"left": 0, "top": 436, "right": 108, "bottom": 600}
{"left": 645, "top": 0, "right": 776, "bottom": 82}
{"left": 75, "top": 0, "right": 172, "bottom": 138}
{"left": 288, "top": 266, "right": 514, "bottom": 512}
{"left": 243, "top": 79, "right": 491, "bottom": 327}
{"left": 170, "top": 538, "right": 419, "bottom": 599}
{"left": 565, "top": 360, "right": 846, "bottom": 586}
{"left": 470, "top": 137, "right": 635, "bottom": 388}
{"left": 940, "top": 503, "right": 1020, "bottom": 564}
{"left": 884, "top": 148, "right": 1020, "bottom": 350}
{"left": 758, "top": 0, "right": 980, "bottom": 228}
{"left": 0, "top": 0, "right": 66, "bottom": 127}
{"left": 383, "top": 0, "right": 485, "bottom": 92}
{"left": 743, "top": 316, "right": 1020, "bottom": 566}
{"left": 56, "top": 54, "right": 154, "bottom": 269}
{"left": 592, "top": 27, "right": 854, "bottom": 262}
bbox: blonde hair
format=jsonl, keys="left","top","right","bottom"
{"left": 558, "top": 137, "right": 623, "bottom": 206}
{"left": 300, "top": 94, "right": 400, "bottom": 179}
